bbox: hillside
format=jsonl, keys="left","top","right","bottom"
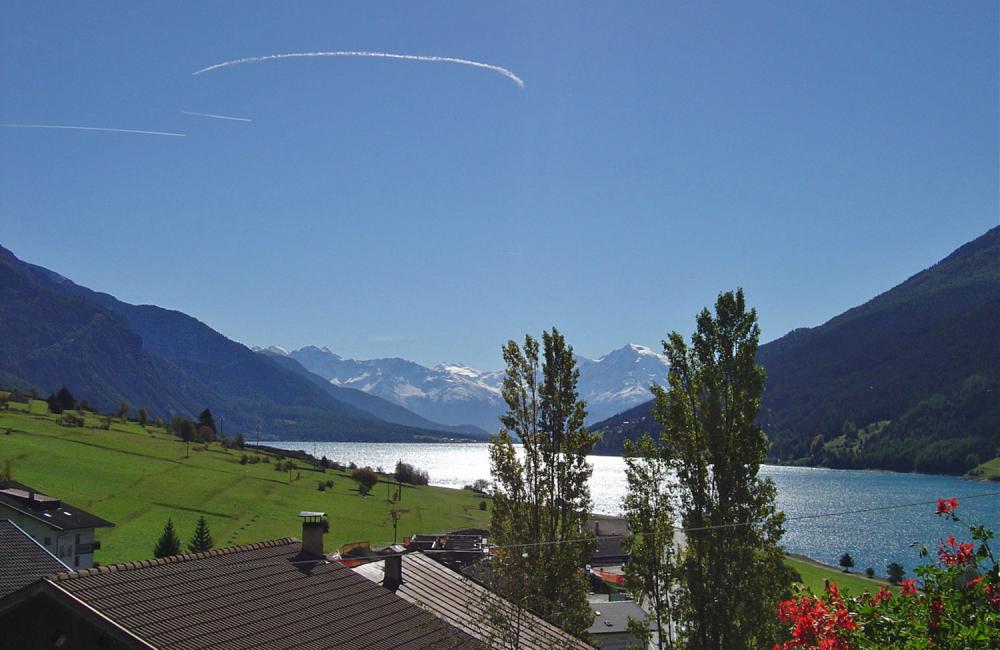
{"left": 592, "top": 226, "right": 1000, "bottom": 474}
{"left": 0, "top": 397, "right": 489, "bottom": 563}
{"left": 0, "top": 244, "right": 472, "bottom": 442}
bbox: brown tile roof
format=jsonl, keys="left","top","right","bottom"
{"left": 0, "top": 520, "right": 68, "bottom": 598}
{"left": 44, "top": 538, "right": 481, "bottom": 650}
{"left": 354, "top": 552, "right": 595, "bottom": 650}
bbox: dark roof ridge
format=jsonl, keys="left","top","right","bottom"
{"left": 48, "top": 537, "right": 300, "bottom": 582}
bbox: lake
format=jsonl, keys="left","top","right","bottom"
{"left": 270, "top": 441, "right": 1000, "bottom": 577}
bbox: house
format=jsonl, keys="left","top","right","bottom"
{"left": 355, "top": 551, "right": 596, "bottom": 650}
{"left": 0, "top": 514, "right": 481, "bottom": 649}
{"left": 587, "top": 600, "right": 654, "bottom": 650}
{"left": 0, "top": 481, "right": 113, "bottom": 569}
{"left": 405, "top": 528, "right": 488, "bottom": 569}
{"left": 0, "top": 520, "right": 68, "bottom": 598}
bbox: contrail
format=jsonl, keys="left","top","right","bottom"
{"left": 192, "top": 51, "right": 525, "bottom": 88}
{"left": 181, "top": 110, "right": 252, "bottom": 122}
{"left": 0, "top": 123, "right": 185, "bottom": 137}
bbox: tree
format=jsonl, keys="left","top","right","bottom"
{"left": 886, "top": 562, "right": 906, "bottom": 585}
{"left": 187, "top": 516, "right": 214, "bottom": 553}
{"left": 198, "top": 408, "right": 216, "bottom": 436}
{"left": 352, "top": 467, "right": 379, "bottom": 495}
{"left": 234, "top": 433, "right": 245, "bottom": 449}
{"left": 137, "top": 408, "right": 148, "bottom": 426}
{"left": 117, "top": 400, "right": 130, "bottom": 422}
{"left": 489, "top": 328, "right": 596, "bottom": 638}
{"left": 651, "top": 289, "right": 791, "bottom": 649}
{"left": 56, "top": 386, "right": 76, "bottom": 411}
{"left": 622, "top": 433, "right": 678, "bottom": 649}
{"left": 865, "top": 567, "right": 876, "bottom": 579}
{"left": 46, "top": 393, "right": 63, "bottom": 414}
{"left": 153, "top": 518, "right": 182, "bottom": 558}
{"left": 840, "top": 552, "right": 855, "bottom": 573}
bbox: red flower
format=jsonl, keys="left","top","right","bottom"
{"left": 967, "top": 576, "right": 984, "bottom": 587}
{"left": 938, "top": 535, "right": 975, "bottom": 567}
{"left": 873, "top": 586, "right": 892, "bottom": 605}
{"left": 901, "top": 579, "right": 918, "bottom": 596}
{"left": 936, "top": 498, "right": 959, "bottom": 516}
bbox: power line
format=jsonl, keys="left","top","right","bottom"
{"left": 483, "top": 490, "right": 1000, "bottom": 551}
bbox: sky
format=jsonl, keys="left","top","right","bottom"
{"left": 2, "top": 2, "right": 997, "bottom": 369}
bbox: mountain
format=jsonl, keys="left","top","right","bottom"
{"left": 0, "top": 244, "right": 476, "bottom": 443}
{"left": 256, "top": 349, "right": 488, "bottom": 437}
{"left": 284, "top": 343, "right": 670, "bottom": 432}
{"left": 591, "top": 226, "right": 1000, "bottom": 474}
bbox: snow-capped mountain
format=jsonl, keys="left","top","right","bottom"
{"left": 280, "top": 343, "right": 668, "bottom": 432}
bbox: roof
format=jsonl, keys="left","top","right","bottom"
{"left": 0, "top": 481, "right": 114, "bottom": 531}
{"left": 12, "top": 538, "right": 481, "bottom": 650}
{"left": 587, "top": 600, "right": 650, "bottom": 635}
{"left": 354, "top": 552, "right": 595, "bottom": 650}
{"left": 0, "top": 520, "right": 68, "bottom": 598}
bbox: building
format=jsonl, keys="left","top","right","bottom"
{"left": 355, "top": 551, "right": 596, "bottom": 650}
{"left": 587, "top": 600, "right": 654, "bottom": 650}
{"left": 405, "top": 528, "right": 488, "bottom": 569}
{"left": 0, "top": 514, "right": 481, "bottom": 649}
{"left": 0, "top": 481, "right": 113, "bottom": 569}
{"left": 0, "top": 520, "right": 68, "bottom": 598}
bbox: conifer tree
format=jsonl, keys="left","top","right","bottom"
{"left": 153, "top": 518, "right": 182, "bottom": 558}
{"left": 652, "top": 289, "right": 791, "bottom": 648}
{"left": 489, "top": 328, "right": 595, "bottom": 638}
{"left": 187, "top": 516, "right": 214, "bottom": 553}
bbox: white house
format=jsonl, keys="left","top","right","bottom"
{"left": 0, "top": 482, "right": 113, "bottom": 569}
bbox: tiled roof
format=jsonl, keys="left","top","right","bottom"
{"left": 45, "top": 538, "right": 481, "bottom": 650}
{"left": 0, "top": 480, "right": 114, "bottom": 531}
{"left": 354, "top": 552, "right": 595, "bottom": 650}
{"left": 0, "top": 520, "right": 68, "bottom": 598}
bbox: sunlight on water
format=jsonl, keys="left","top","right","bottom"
{"left": 271, "top": 441, "right": 1000, "bottom": 576}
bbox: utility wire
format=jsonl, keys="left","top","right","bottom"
{"left": 483, "top": 489, "right": 1000, "bottom": 551}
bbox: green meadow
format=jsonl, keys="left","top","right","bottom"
{"left": 784, "top": 555, "right": 895, "bottom": 596}
{"left": 0, "top": 398, "right": 489, "bottom": 564}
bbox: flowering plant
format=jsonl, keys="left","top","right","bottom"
{"left": 774, "top": 498, "right": 1000, "bottom": 649}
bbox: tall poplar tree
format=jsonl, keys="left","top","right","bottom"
{"left": 489, "top": 328, "right": 596, "bottom": 638}
{"left": 652, "top": 289, "right": 791, "bottom": 648}
{"left": 622, "top": 433, "right": 678, "bottom": 649}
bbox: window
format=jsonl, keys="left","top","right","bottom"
{"left": 75, "top": 534, "right": 80, "bottom": 544}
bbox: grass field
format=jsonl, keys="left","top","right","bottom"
{"left": 0, "top": 398, "right": 489, "bottom": 564}
{"left": 784, "top": 555, "right": 894, "bottom": 595}
{"left": 970, "top": 456, "right": 1000, "bottom": 481}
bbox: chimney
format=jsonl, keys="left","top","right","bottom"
{"left": 384, "top": 554, "right": 403, "bottom": 591}
{"left": 298, "top": 512, "right": 327, "bottom": 557}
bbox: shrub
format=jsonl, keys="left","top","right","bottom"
{"left": 317, "top": 481, "right": 326, "bottom": 492}
{"left": 394, "top": 461, "right": 430, "bottom": 486}
{"left": 325, "top": 479, "right": 334, "bottom": 488}
{"left": 464, "top": 478, "right": 491, "bottom": 494}
{"left": 478, "top": 500, "right": 488, "bottom": 511}
{"left": 352, "top": 467, "right": 378, "bottom": 494}
{"left": 886, "top": 561, "right": 906, "bottom": 585}
{"left": 865, "top": 567, "right": 875, "bottom": 579}
{"left": 239, "top": 454, "right": 249, "bottom": 465}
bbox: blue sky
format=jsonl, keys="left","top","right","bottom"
{"left": 2, "top": 2, "right": 997, "bottom": 369}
